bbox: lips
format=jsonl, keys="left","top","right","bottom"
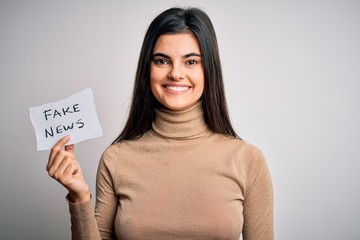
{"left": 163, "top": 84, "right": 190, "bottom": 93}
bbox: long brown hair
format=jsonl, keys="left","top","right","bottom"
{"left": 113, "top": 7, "right": 239, "bottom": 143}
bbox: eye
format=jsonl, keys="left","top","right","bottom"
{"left": 152, "top": 58, "right": 169, "bottom": 65}
{"left": 186, "top": 59, "right": 199, "bottom": 65}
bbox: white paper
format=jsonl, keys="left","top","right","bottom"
{"left": 29, "top": 88, "right": 103, "bottom": 151}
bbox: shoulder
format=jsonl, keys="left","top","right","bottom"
{"left": 211, "top": 135, "right": 271, "bottom": 192}
{"left": 233, "top": 138, "right": 267, "bottom": 169}
{"left": 228, "top": 139, "right": 271, "bottom": 194}
{"left": 214, "top": 134, "right": 269, "bottom": 173}
{"left": 97, "top": 140, "right": 138, "bottom": 177}
{"left": 236, "top": 140, "right": 266, "bottom": 164}
{"left": 99, "top": 134, "right": 152, "bottom": 163}
{"left": 97, "top": 144, "right": 120, "bottom": 175}
{"left": 99, "top": 140, "right": 137, "bottom": 167}
{"left": 101, "top": 135, "right": 147, "bottom": 156}
{"left": 213, "top": 134, "right": 265, "bottom": 160}
{"left": 101, "top": 143, "right": 121, "bottom": 162}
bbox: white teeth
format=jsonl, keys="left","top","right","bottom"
{"left": 166, "top": 85, "right": 189, "bottom": 92}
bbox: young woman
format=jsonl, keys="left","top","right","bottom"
{"left": 47, "top": 7, "right": 273, "bottom": 240}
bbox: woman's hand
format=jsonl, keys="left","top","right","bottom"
{"left": 47, "top": 135, "right": 90, "bottom": 203}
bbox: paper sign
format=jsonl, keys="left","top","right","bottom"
{"left": 29, "top": 88, "right": 103, "bottom": 151}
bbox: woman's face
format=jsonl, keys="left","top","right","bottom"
{"left": 150, "top": 33, "right": 204, "bottom": 111}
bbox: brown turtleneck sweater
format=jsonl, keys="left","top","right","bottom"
{"left": 68, "top": 102, "right": 273, "bottom": 240}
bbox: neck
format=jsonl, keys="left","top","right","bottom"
{"left": 152, "top": 101, "right": 209, "bottom": 139}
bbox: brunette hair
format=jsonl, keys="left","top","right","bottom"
{"left": 113, "top": 7, "right": 239, "bottom": 143}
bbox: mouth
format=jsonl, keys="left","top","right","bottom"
{"left": 163, "top": 84, "right": 190, "bottom": 93}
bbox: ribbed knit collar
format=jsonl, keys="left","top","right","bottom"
{"left": 152, "top": 101, "right": 209, "bottom": 139}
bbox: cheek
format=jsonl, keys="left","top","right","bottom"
{"left": 150, "top": 66, "right": 165, "bottom": 84}
{"left": 149, "top": 67, "right": 157, "bottom": 88}
{"left": 149, "top": 79, "right": 159, "bottom": 99}
{"left": 192, "top": 70, "right": 205, "bottom": 92}
{"left": 150, "top": 66, "right": 163, "bottom": 97}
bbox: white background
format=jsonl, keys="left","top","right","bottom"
{"left": 0, "top": 0, "right": 359, "bottom": 239}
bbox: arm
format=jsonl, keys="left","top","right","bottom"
{"left": 93, "top": 147, "right": 119, "bottom": 239}
{"left": 242, "top": 146, "right": 274, "bottom": 240}
{"left": 68, "top": 146, "right": 119, "bottom": 239}
{"left": 47, "top": 136, "right": 116, "bottom": 239}
{"left": 66, "top": 148, "right": 118, "bottom": 239}
{"left": 47, "top": 135, "right": 91, "bottom": 203}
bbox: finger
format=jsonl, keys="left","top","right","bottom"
{"left": 51, "top": 156, "right": 72, "bottom": 180}
{"left": 61, "top": 163, "right": 80, "bottom": 188}
{"left": 49, "top": 135, "right": 71, "bottom": 161}
{"left": 65, "top": 144, "right": 75, "bottom": 154}
{"left": 47, "top": 149, "right": 74, "bottom": 173}
{"left": 62, "top": 156, "right": 80, "bottom": 175}
{"left": 72, "top": 167, "right": 79, "bottom": 175}
{"left": 47, "top": 135, "right": 71, "bottom": 170}
{"left": 64, "top": 162, "right": 79, "bottom": 178}
{"left": 55, "top": 156, "right": 79, "bottom": 179}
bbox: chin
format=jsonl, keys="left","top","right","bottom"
{"left": 163, "top": 100, "right": 199, "bottom": 111}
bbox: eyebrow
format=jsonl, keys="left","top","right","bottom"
{"left": 152, "top": 52, "right": 202, "bottom": 59}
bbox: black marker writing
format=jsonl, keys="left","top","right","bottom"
{"left": 43, "top": 104, "right": 80, "bottom": 121}
{"left": 44, "top": 119, "right": 85, "bottom": 138}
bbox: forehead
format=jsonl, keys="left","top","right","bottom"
{"left": 153, "top": 33, "right": 201, "bottom": 54}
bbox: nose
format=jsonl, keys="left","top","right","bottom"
{"left": 168, "top": 63, "right": 184, "bottom": 81}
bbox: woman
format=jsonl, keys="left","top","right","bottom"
{"left": 47, "top": 7, "right": 273, "bottom": 240}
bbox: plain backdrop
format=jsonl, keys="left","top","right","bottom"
{"left": 1, "top": 0, "right": 359, "bottom": 239}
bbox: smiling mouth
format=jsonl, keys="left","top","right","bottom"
{"left": 164, "top": 85, "right": 190, "bottom": 92}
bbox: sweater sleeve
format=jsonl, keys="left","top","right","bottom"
{"left": 241, "top": 144, "right": 274, "bottom": 240}
{"left": 68, "top": 146, "right": 119, "bottom": 240}
{"left": 94, "top": 146, "right": 119, "bottom": 239}
{"left": 68, "top": 196, "right": 101, "bottom": 240}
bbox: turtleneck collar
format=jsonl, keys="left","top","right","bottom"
{"left": 151, "top": 101, "right": 209, "bottom": 139}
